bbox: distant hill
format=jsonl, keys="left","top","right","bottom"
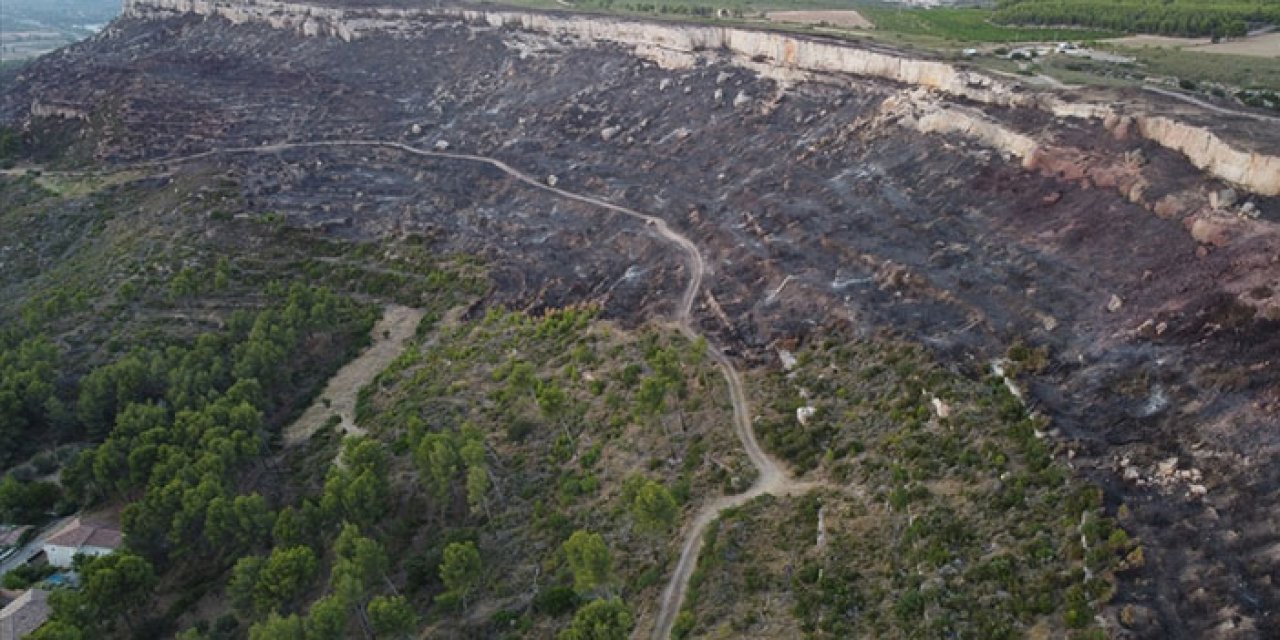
{"left": 0, "top": 0, "right": 120, "bottom": 63}
{"left": 3, "top": 0, "right": 120, "bottom": 29}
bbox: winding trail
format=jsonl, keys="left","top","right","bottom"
{"left": 61, "top": 139, "right": 813, "bottom": 639}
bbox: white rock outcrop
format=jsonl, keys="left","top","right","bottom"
{"left": 796, "top": 406, "right": 816, "bottom": 426}
{"left": 31, "top": 99, "right": 90, "bottom": 120}
{"left": 884, "top": 90, "right": 1041, "bottom": 168}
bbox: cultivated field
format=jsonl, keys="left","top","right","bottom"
{"left": 764, "top": 10, "right": 872, "bottom": 29}
{"left": 1107, "top": 31, "right": 1280, "bottom": 58}
{"left": 1193, "top": 32, "right": 1280, "bottom": 57}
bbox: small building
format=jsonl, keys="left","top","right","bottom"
{"left": 41, "top": 518, "right": 122, "bottom": 568}
{"left": 0, "top": 589, "right": 51, "bottom": 640}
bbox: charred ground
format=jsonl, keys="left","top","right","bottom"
{"left": 2, "top": 7, "right": 1279, "bottom": 639}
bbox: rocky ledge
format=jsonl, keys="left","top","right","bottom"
{"left": 122, "top": 0, "right": 1280, "bottom": 197}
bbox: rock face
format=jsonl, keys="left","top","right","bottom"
{"left": 125, "top": 0, "right": 357, "bottom": 39}
{"left": 884, "top": 90, "right": 1041, "bottom": 167}
{"left": 1137, "top": 116, "right": 1280, "bottom": 198}
{"left": 122, "top": 0, "right": 1280, "bottom": 196}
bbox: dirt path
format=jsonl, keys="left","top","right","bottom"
{"left": 70, "top": 139, "right": 814, "bottom": 639}
{"left": 282, "top": 304, "right": 424, "bottom": 447}
{"left": 1143, "top": 86, "right": 1280, "bottom": 124}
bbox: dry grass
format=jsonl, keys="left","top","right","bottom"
{"left": 1105, "top": 34, "right": 1210, "bottom": 48}
{"left": 282, "top": 304, "right": 424, "bottom": 447}
{"left": 1106, "top": 32, "right": 1280, "bottom": 58}
{"left": 764, "top": 10, "right": 872, "bottom": 30}
{"left": 1192, "top": 32, "right": 1280, "bottom": 58}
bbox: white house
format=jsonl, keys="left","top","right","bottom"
{"left": 0, "top": 589, "right": 50, "bottom": 640}
{"left": 41, "top": 518, "right": 122, "bottom": 567}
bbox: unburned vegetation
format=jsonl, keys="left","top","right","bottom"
{"left": 345, "top": 305, "right": 755, "bottom": 637}
{"left": 666, "top": 335, "right": 1135, "bottom": 638}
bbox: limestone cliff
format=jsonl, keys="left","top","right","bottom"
{"left": 1137, "top": 115, "right": 1280, "bottom": 197}
{"left": 120, "top": 0, "right": 1280, "bottom": 196}
{"left": 883, "top": 89, "right": 1042, "bottom": 168}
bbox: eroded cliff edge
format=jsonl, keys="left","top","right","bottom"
{"left": 120, "top": 0, "right": 1280, "bottom": 197}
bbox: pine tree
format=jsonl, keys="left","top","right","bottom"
{"left": 563, "top": 530, "right": 612, "bottom": 595}
{"left": 439, "top": 541, "right": 483, "bottom": 608}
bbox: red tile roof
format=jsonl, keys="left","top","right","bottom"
{"left": 44, "top": 518, "right": 121, "bottom": 551}
{"left": 82, "top": 527, "right": 123, "bottom": 550}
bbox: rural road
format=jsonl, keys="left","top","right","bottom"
{"left": 0, "top": 515, "right": 74, "bottom": 576}
{"left": 1143, "top": 85, "right": 1280, "bottom": 124}
{"left": 61, "top": 139, "right": 810, "bottom": 639}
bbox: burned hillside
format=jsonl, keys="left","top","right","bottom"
{"left": 2, "top": 3, "right": 1279, "bottom": 637}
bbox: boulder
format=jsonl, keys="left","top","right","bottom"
{"left": 1107, "top": 294, "right": 1124, "bottom": 313}
{"left": 1189, "top": 216, "right": 1238, "bottom": 247}
{"left": 930, "top": 396, "right": 951, "bottom": 419}
{"left": 1209, "top": 188, "right": 1238, "bottom": 210}
{"left": 796, "top": 406, "right": 816, "bottom": 426}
